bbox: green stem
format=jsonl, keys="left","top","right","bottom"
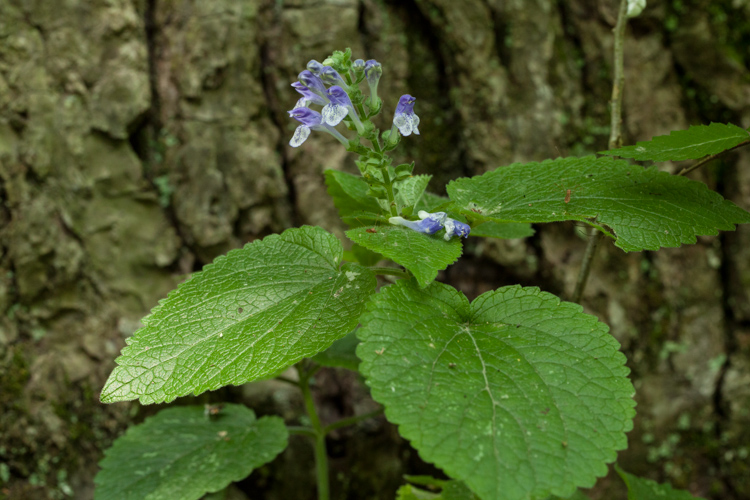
{"left": 297, "top": 365, "right": 330, "bottom": 500}
{"left": 275, "top": 375, "right": 299, "bottom": 386}
{"left": 323, "top": 407, "right": 384, "bottom": 434}
{"left": 381, "top": 166, "right": 399, "bottom": 216}
{"left": 574, "top": 0, "right": 629, "bottom": 304}
{"left": 287, "top": 426, "right": 317, "bottom": 437}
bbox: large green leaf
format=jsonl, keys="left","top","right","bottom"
{"left": 101, "top": 226, "right": 376, "bottom": 404}
{"left": 446, "top": 155, "right": 750, "bottom": 252}
{"left": 358, "top": 280, "right": 636, "bottom": 500}
{"left": 94, "top": 405, "right": 287, "bottom": 500}
{"left": 615, "top": 465, "right": 706, "bottom": 500}
{"left": 346, "top": 226, "right": 463, "bottom": 288}
{"left": 600, "top": 123, "right": 750, "bottom": 161}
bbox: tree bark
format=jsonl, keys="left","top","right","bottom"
{"left": 1, "top": 0, "right": 749, "bottom": 498}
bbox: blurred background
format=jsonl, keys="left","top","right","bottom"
{"left": 1, "top": 0, "right": 749, "bottom": 498}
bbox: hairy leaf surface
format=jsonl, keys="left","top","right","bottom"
{"left": 95, "top": 405, "right": 287, "bottom": 500}
{"left": 396, "top": 175, "right": 432, "bottom": 209}
{"left": 358, "top": 280, "right": 635, "bottom": 500}
{"left": 601, "top": 123, "right": 750, "bottom": 161}
{"left": 446, "top": 156, "right": 750, "bottom": 251}
{"left": 346, "top": 226, "right": 462, "bottom": 288}
{"left": 102, "top": 226, "right": 376, "bottom": 404}
{"left": 615, "top": 465, "right": 705, "bottom": 500}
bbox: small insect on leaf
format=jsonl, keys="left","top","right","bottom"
{"left": 564, "top": 189, "right": 571, "bottom": 204}
{"left": 204, "top": 403, "right": 225, "bottom": 419}
{"left": 366, "top": 228, "right": 377, "bottom": 233}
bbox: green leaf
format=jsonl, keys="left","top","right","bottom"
{"left": 311, "top": 328, "right": 360, "bottom": 371}
{"left": 94, "top": 405, "right": 287, "bottom": 500}
{"left": 358, "top": 280, "right": 636, "bottom": 500}
{"left": 414, "top": 192, "right": 450, "bottom": 213}
{"left": 325, "top": 169, "right": 384, "bottom": 228}
{"left": 601, "top": 123, "right": 750, "bottom": 161}
{"left": 343, "top": 243, "right": 383, "bottom": 267}
{"left": 101, "top": 226, "right": 376, "bottom": 404}
{"left": 615, "top": 465, "right": 706, "bottom": 500}
{"left": 397, "top": 484, "right": 440, "bottom": 500}
{"left": 446, "top": 155, "right": 750, "bottom": 252}
{"left": 395, "top": 175, "right": 432, "bottom": 209}
{"left": 396, "top": 481, "right": 479, "bottom": 500}
{"left": 346, "top": 226, "right": 463, "bottom": 288}
{"left": 398, "top": 476, "right": 480, "bottom": 500}
{"left": 545, "top": 490, "right": 592, "bottom": 500}
{"left": 470, "top": 221, "right": 535, "bottom": 239}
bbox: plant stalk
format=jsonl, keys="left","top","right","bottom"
{"left": 297, "top": 365, "right": 330, "bottom": 500}
{"left": 573, "top": 0, "right": 629, "bottom": 304}
{"left": 381, "top": 166, "right": 399, "bottom": 216}
{"left": 323, "top": 407, "right": 384, "bottom": 434}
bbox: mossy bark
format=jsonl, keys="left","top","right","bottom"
{"left": 1, "top": 0, "right": 749, "bottom": 498}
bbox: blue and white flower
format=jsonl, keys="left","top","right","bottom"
{"left": 288, "top": 108, "right": 348, "bottom": 147}
{"left": 321, "top": 86, "right": 363, "bottom": 133}
{"left": 389, "top": 211, "right": 447, "bottom": 235}
{"left": 392, "top": 94, "right": 420, "bottom": 136}
{"left": 443, "top": 217, "right": 471, "bottom": 240}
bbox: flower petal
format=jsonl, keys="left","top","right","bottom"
{"left": 290, "top": 125, "right": 311, "bottom": 147}
{"left": 321, "top": 103, "right": 349, "bottom": 126}
{"left": 394, "top": 114, "right": 413, "bottom": 136}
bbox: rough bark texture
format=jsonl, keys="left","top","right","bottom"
{"left": 1, "top": 0, "right": 749, "bottom": 499}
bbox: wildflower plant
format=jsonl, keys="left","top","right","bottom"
{"left": 95, "top": 44, "right": 750, "bottom": 500}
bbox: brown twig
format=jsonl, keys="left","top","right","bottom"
{"left": 676, "top": 139, "right": 750, "bottom": 176}
{"left": 572, "top": 0, "right": 629, "bottom": 304}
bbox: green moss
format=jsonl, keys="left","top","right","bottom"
{"left": 0, "top": 347, "right": 30, "bottom": 408}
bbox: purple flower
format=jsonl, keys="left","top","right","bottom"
{"left": 319, "top": 66, "right": 348, "bottom": 87}
{"left": 288, "top": 108, "right": 348, "bottom": 147}
{"left": 298, "top": 70, "right": 328, "bottom": 99}
{"left": 307, "top": 60, "right": 324, "bottom": 76}
{"left": 322, "top": 86, "right": 363, "bottom": 132}
{"left": 291, "top": 82, "right": 328, "bottom": 107}
{"left": 443, "top": 217, "right": 470, "bottom": 240}
{"left": 389, "top": 211, "right": 447, "bottom": 235}
{"left": 392, "top": 95, "right": 420, "bottom": 136}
